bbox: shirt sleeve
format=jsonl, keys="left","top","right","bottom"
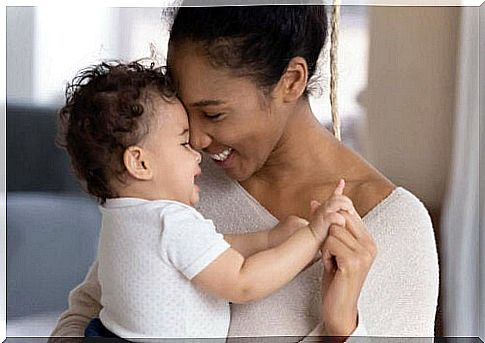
{"left": 159, "top": 204, "right": 231, "bottom": 280}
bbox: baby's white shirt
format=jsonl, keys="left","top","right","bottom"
{"left": 97, "top": 198, "right": 231, "bottom": 341}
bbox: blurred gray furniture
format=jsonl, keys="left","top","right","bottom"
{"left": 7, "top": 104, "right": 101, "bottom": 320}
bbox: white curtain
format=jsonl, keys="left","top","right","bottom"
{"left": 480, "top": 5, "right": 485, "bottom": 340}
{"left": 441, "top": 6, "right": 482, "bottom": 339}
{"left": 481, "top": 135, "right": 484, "bottom": 340}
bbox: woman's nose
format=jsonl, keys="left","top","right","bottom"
{"left": 189, "top": 122, "right": 212, "bottom": 151}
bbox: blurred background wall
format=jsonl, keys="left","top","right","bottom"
{"left": 360, "top": 7, "right": 460, "bottom": 335}
{"left": 364, "top": 7, "right": 458, "bottom": 211}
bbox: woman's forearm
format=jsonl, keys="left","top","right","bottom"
{"left": 49, "top": 261, "right": 102, "bottom": 338}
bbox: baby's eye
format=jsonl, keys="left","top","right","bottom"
{"left": 181, "top": 142, "right": 191, "bottom": 149}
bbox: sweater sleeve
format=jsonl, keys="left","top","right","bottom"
{"left": 301, "top": 311, "right": 367, "bottom": 342}
{"left": 49, "top": 261, "right": 102, "bottom": 338}
{"left": 300, "top": 188, "right": 439, "bottom": 340}
{"left": 358, "top": 188, "right": 440, "bottom": 336}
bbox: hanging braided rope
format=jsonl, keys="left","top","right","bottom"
{"left": 330, "top": 0, "right": 341, "bottom": 141}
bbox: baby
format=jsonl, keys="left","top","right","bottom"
{"left": 58, "top": 61, "right": 356, "bottom": 341}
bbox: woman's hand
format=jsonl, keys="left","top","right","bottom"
{"left": 307, "top": 179, "right": 355, "bottom": 244}
{"left": 320, "top": 211, "right": 376, "bottom": 338}
{"left": 311, "top": 184, "right": 377, "bottom": 339}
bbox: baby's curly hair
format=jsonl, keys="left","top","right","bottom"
{"left": 58, "top": 61, "right": 176, "bottom": 204}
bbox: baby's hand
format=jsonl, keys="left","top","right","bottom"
{"left": 308, "top": 179, "right": 356, "bottom": 243}
{"left": 269, "top": 215, "right": 309, "bottom": 248}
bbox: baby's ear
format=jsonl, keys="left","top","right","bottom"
{"left": 123, "top": 146, "right": 153, "bottom": 180}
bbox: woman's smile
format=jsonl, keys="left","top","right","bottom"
{"left": 208, "top": 147, "right": 233, "bottom": 162}
{"left": 168, "top": 44, "right": 290, "bottom": 182}
{"left": 209, "top": 147, "right": 236, "bottom": 169}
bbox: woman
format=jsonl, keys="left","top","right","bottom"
{"left": 51, "top": 5, "right": 439, "bottom": 339}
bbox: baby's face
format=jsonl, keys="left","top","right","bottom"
{"left": 142, "top": 95, "right": 202, "bottom": 206}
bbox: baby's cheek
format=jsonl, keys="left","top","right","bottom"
{"left": 190, "top": 191, "right": 200, "bottom": 206}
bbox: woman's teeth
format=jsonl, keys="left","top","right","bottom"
{"left": 210, "top": 148, "right": 233, "bottom": 161}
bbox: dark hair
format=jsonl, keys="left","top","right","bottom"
{"left": 57, "top": 61, "right": 176, "bottom": 204}
{"left": 169, "top": 5, "right": 328, "bottom": 96}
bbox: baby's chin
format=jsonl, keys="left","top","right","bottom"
{"left": 189, "top": 192, "right": 200, "bottom": 207}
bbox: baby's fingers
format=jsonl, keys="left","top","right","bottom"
{"left": 324, "top": 212, "right": 346, "bottom": 227}
{"left": 309, "top": 212, "right": 346, "bottom": 242}
{"left": 323, "top": 196, "right": 356, "bottom": 215}
{"left": 310, "top": 200, "right": 322, "bottom": 216}
{"left": 334, "top": 179, "right": 345, "bottom": 196}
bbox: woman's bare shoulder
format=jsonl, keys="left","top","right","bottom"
{"left": 348, "top": 176, "right": 396, "bottom": 217}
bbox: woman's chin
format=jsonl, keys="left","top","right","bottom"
{"left": 224, "top": 166, "right": 253, "bottom": 183}
{"left": 212, "top": 152, "right": 260, "bottom": 182}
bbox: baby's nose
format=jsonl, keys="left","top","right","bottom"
{"left": 194, "top": 150, "right": 202, "bottom": 164}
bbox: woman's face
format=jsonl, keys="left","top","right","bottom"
{"left": 168, "top": 43, "right": 289, "bottom": 182}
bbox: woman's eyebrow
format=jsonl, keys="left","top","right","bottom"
{"left": 189, "top": 99, "right": 225, "bottom": 107}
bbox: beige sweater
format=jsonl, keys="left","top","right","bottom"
{"left": 50, "top": 157, "right": 439, "bottom": 338}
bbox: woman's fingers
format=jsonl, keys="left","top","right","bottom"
{"left": 327, "top": 224, "right": 360, "bottom": 251}
{"left": 322, "top": 229, "right": 376, "bottom": 277}
{"left": 333, "top": 213, "right": 378, "bottom": 270}
{"left": 321, "top": 234, "right": 356, "bottom": 275}
{"left": 339, "top": 212, "right": 376, "bottom": 257}
{"left": 321, "top": 218, "right": 377, "bottom": 276}
{"left": 336, "top": 211, "right": 364, "bottom": 240}
{"left": 318, "top": 200, "right": 377, "bottom": 338}
{"left": 321, "top": 247, "right": 336, "bottom": 274}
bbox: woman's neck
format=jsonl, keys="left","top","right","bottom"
{"left": 239, "top": 101, "right": 395, "bottom": 220}
{"left": 244, "top": 101, "right": 346, "bottom": 188}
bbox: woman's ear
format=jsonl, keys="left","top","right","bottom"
{"left": 278, "top": 56, "right": 309, "bottom": 103}
{"left": 123, "top": 146, "right": 153, "bottom": 180}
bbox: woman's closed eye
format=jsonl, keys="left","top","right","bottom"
{"left": 203, "top": 112, "right": 225, "bottom": 121}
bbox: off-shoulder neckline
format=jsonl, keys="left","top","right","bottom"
{"left": 232, "top": 181, "right": 406, "bottom": 223}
